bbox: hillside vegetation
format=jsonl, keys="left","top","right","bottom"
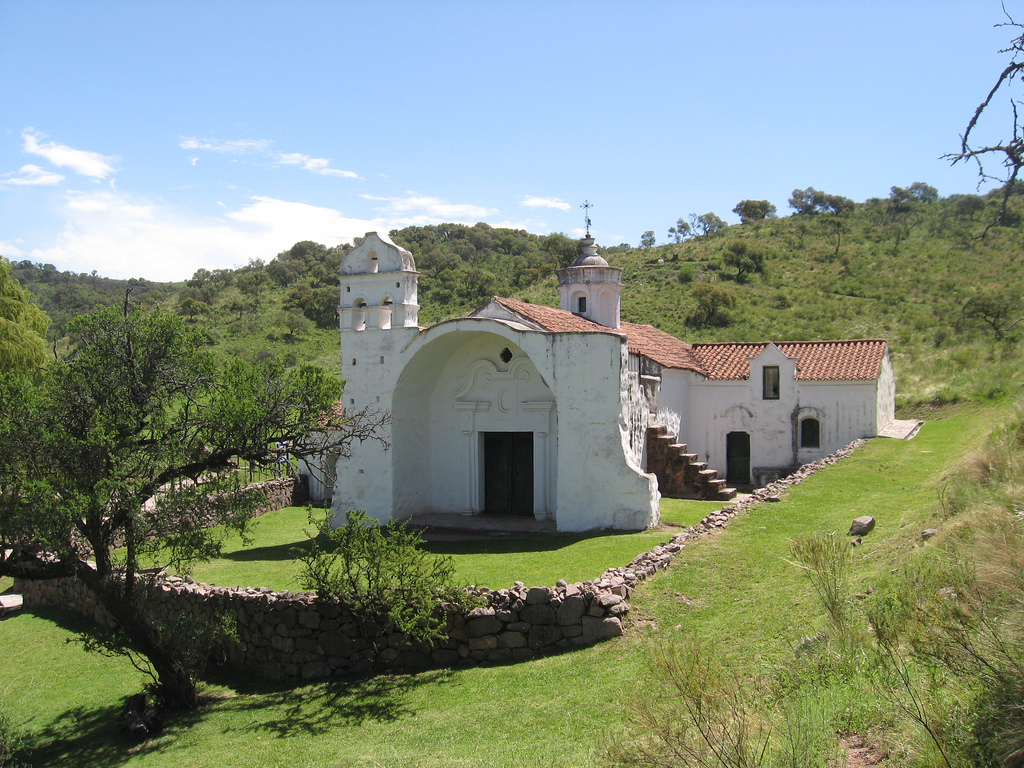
{"left": 7, "top": 182, "right": 1023, "bottom": 407}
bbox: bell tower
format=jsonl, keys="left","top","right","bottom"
{"left": 555, "top": 202, "right": 623, "bottom": 329}
{"left": 339, "top": 231, "right": 419, "bottom": 333}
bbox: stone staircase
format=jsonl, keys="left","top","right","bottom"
{"left": 646, "top": 425, "right": 737, "bottom": 502}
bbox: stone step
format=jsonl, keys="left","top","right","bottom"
{"left": 717, "top": 487, "right": 738, "bottom": 500}
{"left": 647, "top": 425, "right": 669, "bottom": 437}
{"left": 666, "top": 443, "right": 688, "bottom": 452}
{"left": 697, "top": 468, "right": 718, "bottom": 479}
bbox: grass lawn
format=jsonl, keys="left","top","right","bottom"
{"left": 2, "top": 404, "right": 1003, "bottom": 767}
{"left": 184, "top": 497, "right": 714, "bottom": 592}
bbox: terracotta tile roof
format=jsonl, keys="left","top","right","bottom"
{"left": 619, "top": 321, "right": 703, "bottom": 372}
{"left": 691, "top": 340, "right": 888, "bottom": 381}
{"left": 491, "top": 297, "right": 611, "bottom": 333}
{"left": 318, "top": 400, "right": 347, "bottom": 428}
{"left": 490, "top": 297, "right": 702, "bottom": 371}
{"left": 485, "top": 299, "right": 886, "bottom": 380}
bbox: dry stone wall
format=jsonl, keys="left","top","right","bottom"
{"left": 17, "top": 442, "right": 864, "bottom": 681}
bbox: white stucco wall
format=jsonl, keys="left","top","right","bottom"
{"left": 652, "top": 368, "right": 691, "bottom": 440}
{"left": 330, "top": 323, "right": 419, "bottom": 524}
{"left": 674, "top": 345, "right": 887, "bottom": 484}
{"left": 333, "top": 317, "right": 659, "bottom": 532}
{"left": 876, "top": 351, "right": 896, "bottom": 431}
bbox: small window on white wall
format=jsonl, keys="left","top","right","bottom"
{"left": 800, "top": 418, "right": 820, "bottom": 448}
{"left": 577, "top": 296, "right": 587, "bottom": 314}
{"left": 763, "top": 366, "right": 780, "bottom": 400}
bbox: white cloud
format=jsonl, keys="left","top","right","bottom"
{"left": 24, "top": 192, "right": 388, "bottom": 281}
{"left": 361, "top": 192, "right": 497, "bottom": 221}
{"left": 520, "top": 195, "right": 571, "bottom": 211}
{"left": 179, "top": 137, "right": 272, "bottom": 154}
{"left": 276, "top": 153, "right": 359, "bottom": 178}
{"left": 0, "top": 240, "right": 27, "bottom": 258}
{"left": 182, "top": 137, "right": 359, "bottom": 179}
{"left": 0, "top": 164, "right": 65, "bottom": 186}
{"left": 22, "top": 129, "right": 117, "bottom": 179}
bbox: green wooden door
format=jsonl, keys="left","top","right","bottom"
{"left": 484, "top": 432, "right": 534, "bottom": 516}
{"left": 726, "top": 431, "right": 750, "bottom": 485}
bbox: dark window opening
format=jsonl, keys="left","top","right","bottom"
{"left": 577, "top": 296, "right": 587, "bottom": 314}
{"left": 499, "top": 347, "right": 513, "bottom": 364}
{"left": 800, "top": 418, "right": 820, "bottom": 448}
{"left": 763, "top": 366, "right": 780, "bottom": 400}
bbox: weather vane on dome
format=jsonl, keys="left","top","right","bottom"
{"left": 581, "top": 200, "right": 593, "bottom": 237}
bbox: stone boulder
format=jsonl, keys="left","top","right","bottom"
{"left": 848, "top": 516, "right": 875, "bottom": 536}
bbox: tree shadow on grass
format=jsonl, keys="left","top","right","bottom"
{"left": 218, "top": 538, "right": 314, "bottom": 563}
{"left": 205, "top": 667, "right": 454, "bottom": 737}
{"left": 15, "top": 699, "right": 169, "bottom": 768}
{"left": 421, "top": 531, "right": 621, "bottom": 557}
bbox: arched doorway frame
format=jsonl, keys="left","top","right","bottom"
{"left": 391, "top": 322, "right": 558, "bottom": 521}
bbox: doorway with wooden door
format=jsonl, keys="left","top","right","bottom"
{"left": 483, "top": 432, "right": 534, "bottom": 516}
{"left": 726, "top": 431, "right": 751, "bottom": 486}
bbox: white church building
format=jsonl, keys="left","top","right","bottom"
{"left": 320, "top": 231, "right": 895, "bottom": 532}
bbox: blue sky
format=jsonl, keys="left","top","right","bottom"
{"left": 0, "top": 2, "right": 1016, "bottom": 281}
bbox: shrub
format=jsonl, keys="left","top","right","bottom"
{"left": 295, "top": 509, "right": 472, "bottom": 668}
{"left": 789, "top": 532, "right": 851, "bottom": 629}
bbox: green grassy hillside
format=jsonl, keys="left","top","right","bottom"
{"left": 8, "top": 184, "right": 1023, "bottom": 407}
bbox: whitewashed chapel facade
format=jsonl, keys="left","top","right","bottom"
{"left": 323, "top": 232, "right": 895, "bottom": 532}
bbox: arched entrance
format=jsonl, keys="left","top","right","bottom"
{"left": 391, "top": 326, "right": 557, "bottom": 521}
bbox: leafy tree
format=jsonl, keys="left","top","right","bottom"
{"left": 458, "top": 267, "right": 498, "bottom": 303}
{"left": 722, "top": 241, "right": 766, "bottom": 280}
{"left": 732, "top": 199, "right": 777, "bottom": 224}
{"left": 296, "top": 509, "right": 472, "bottom": 670}
{"left": 884, "top": 185, "right": 934, "bottom": 255}
{"left": 958, "top": 291, "right": 1023, "bottom": 340}
{"left": 690, "top": 212, "right": 727, "bottom": 239}
{"left": 235, "top": 268, "right": 270, "bottom": 316}
{"left": 640, "top": 231, "right": 657, "bottom": 249}
{"left": 820, "top": 215, "right": 848, "bottom": 259}
{"left": 0, "top": 304, "right": 388, "bottom": 710}
{"left": 668, "top": 218, "right": 692, "bottom": 243}
{"left": 687, "top": 282, "right": 737, "bottom": 328}
{"left": 275, "top": 308, "right": 314, "bottom": 341}
{"left": 284, "top": 283, "right": 339, "bottom": 329}
{"left": 0, "top": 257, "right": 48, "bottom": 377}
{"left": 949, "top": 194, "right": 986, "bottom": 221}
{"left": 176, "top": 296, "right": 210, "bottom": 321}
{"left": 788, "top": 187, "right": 854, "bottom": 216}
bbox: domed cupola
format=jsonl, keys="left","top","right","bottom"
{"left": 556, "top": 204, "right": 623, "bottom": 329}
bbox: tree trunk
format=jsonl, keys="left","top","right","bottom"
{"left": 83, "top": 570, "right": 201, "bottom": 711}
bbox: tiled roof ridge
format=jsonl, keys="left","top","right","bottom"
{"left": 692, "top": 338, "right": 888, "bottom": 347}
{"left": 484, "top": 298, "right": 886, "bottom": 380}
{"left": 491, "top": 296, "right": 621, "bottom": 334}
{"left": 691, "top": 339, "right": 887, "bottom": 381}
